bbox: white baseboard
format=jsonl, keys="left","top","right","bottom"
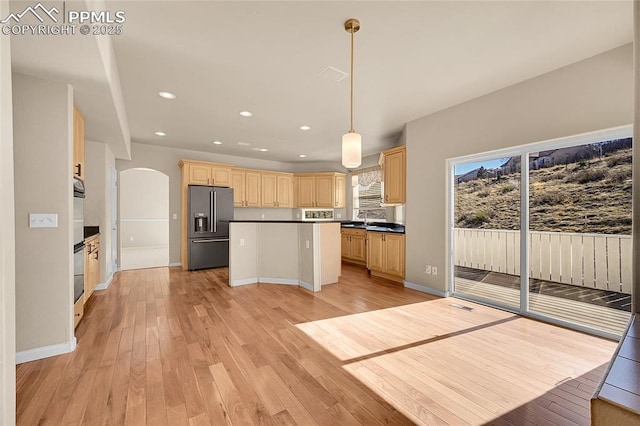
{"left": 231, "top": 278, "right": 258, "bottom": 286}
{"left": 299, "top": 280, "right": 314, "bottom": 291}
{"left": 95, "top": 272, "right": 114, "bottom": 291}
{"left": 259, "top": 277, "right": 299, "bottom": 286}
{"left": 16, "top": 337, "right": 77, "bottom": 364}
{"left": 168, "top": 262, "right": 182, "bottom": 267}
{"left": 404, "top": 280, "right": 450, "bottom": 298}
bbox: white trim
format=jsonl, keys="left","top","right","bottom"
{"left": 16, "top": 337, "right": 76, "bottom": 364}
{"left": 231, "top": 278, "right": 258, "bottom": 286}
{"left": 120, "top": 218, "right": 169, "bottom": 222}
{"left": 168, "top": 262, "right": 182, "bottom": 267}
{"left": 404, "top": 281, "right": 450, "bottom": 298}
{"left": 95, "top": 272, "right": 114, "bottom": 291}
{"left": 298, "top": 280, "right": 314, "bottom": 291}
{"left": 258, "top": 277, "right": 299, "bottom": 286}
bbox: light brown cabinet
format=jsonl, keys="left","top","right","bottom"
{"left": 74, "top": 298, "right": 84, "bottom": 328}
{"left": 294, "top": 173, "right": 346, "bottom": 208}
{"left": 73, "top": 106, "right": 85, "bottom": 180}
{"left": 180, "top": 160, "right": 232, "bottom": 187}
{"left": 380, "top": 145, "right": 406, "bottom": 205}
{"left": 84, "top": 235, "right": 100, "bottom": 304}
{"left": 367, "top": 231, "right": 405, "bottom": 282}
{"left": 341, "top": 228, "right": 367, "bottom": 266}
{"left": 231, "top": 169, "right": 261, "bottom": 207}
{"left": 261, "top": 172, "right": 293, "bottom": 208}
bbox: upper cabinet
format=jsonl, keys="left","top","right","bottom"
{"left": 261, "top": 172, "right": 293, "bottom": 208}
{"left": 294, "top": 173, "right": 346, "bottom": 208}
{"left": 380, "top": 145, "right": 406, "bottom": 204}
{"left": 180, "top": 159, "right": 232, "bottom": 187}
{"left": 73, "top": 106, "right": 85, "bottom": 180}
{"left": 231, "top": 169, "right": 261, "bottom": 207}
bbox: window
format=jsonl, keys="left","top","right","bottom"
{"left": 352, "top": 166, "right": 387, "bottom": 221}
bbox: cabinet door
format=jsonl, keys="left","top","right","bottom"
{"left": 212, "top": 167, "right": 232, "bottom": 187}
{"left": 188, "top": 164, "right": 212, "bottom": 185}
{"left": 383, "top": 148, "right": 406, "bottom": 204}
{"left": 341, "top": 232, "right": 351, "bottom": 259}
{"left": 245, "top": 172, "right": 261, "bottom": 207}
{"left": 351, "top": 235, "right": 367, "bottom": 263}
{"left": 384, "top": 234, "right": 405, "bottom": 277}
{"left": 334, "top": 174, "right": 346, "bottom": 208}
{"left": 276, "top": 174, "right": 293, "bottom": 208}
{"left": 367, "top": 233, "right": 384, "bottom": 272}
{"left": 231, "top": 171, "right": 245, "bottom": 207}
{"left": 296, "top": 176, "right": 316, "bottom": 207}
{"left": 261, "top": 173, "right": 277, "bottom": 207}
{"left": 315, "top": 175, "right": 334, "bottom": 207}
{"left": 73, "top": 106, "right": 85, "bottom": 180}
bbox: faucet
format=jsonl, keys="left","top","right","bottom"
{"left": 362, "top": 210, "right": 368, "bottom": 224}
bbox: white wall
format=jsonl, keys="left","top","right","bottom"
{"left": 84, "top": 140, "right": 116, "bottom": 283}
{"left": 405, "top": 44, "right": 633, "bottom": 294}
{"left": 0, "top": 0, "right": 16, "bottom": 420}
{"left": 633, "top": 4, "right": 640, "bottom": 313}
{"left": 13, "top": 73, "right": 75, "bottom": 356}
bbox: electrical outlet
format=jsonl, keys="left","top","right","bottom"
{"left": 240, "top": 238, "right": 245, "bottom": 247}
{"left": 432, "top": 266, "right": 438, "bottom": 276}
{"left": 336, "top": 213, "right": 342, "bottom": 219}
{"left": 306, "top": 240, "right": 310, "bottom": 249}
{"left": 424, "top": 265, "right": 432, "bottom": 275}
{"left": 261, "top": 214, "right": 265, "bottom": 219}
{"left": 172, "top": 213, "right": 177, "bottom": 220}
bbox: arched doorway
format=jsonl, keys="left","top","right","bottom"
{"left": 119, "top": 168, "right": 169, "bottom": 270}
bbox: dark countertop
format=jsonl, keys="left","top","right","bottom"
{"left": 84, "top": 226, "right": 100, "bottom": 239}
{"left": 229, "top": 220, "right": 342, "bottom": 224}
{"left": 340, "top": 221, "right": 405, "bottom": 234}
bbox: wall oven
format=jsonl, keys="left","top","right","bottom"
{"left": 73, "top": 178, "right": 85, "bottom": 303}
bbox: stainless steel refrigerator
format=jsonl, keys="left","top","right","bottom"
{"left": 188, "top": 185, "right": 234, "bottom": 270}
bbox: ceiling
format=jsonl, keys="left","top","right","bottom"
{"left": 9, "top": 1, "right": 634, "bottom": 164}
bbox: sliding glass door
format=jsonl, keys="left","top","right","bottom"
{"left": 452, "top": 155, "right": 521, "bottom": 310}
{"left": 450, "top": 128, "right": 632, "bottom": 337}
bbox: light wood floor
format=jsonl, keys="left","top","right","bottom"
{"left": 16, "top": 264, "right": 618, "bottom": 425}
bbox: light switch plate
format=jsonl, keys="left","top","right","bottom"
{"left": 29, "top": 213, "right": 58, "bottom": 228}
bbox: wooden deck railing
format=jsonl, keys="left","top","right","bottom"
{"left": 453, "top": 228, "right": 632, "bottom": 293}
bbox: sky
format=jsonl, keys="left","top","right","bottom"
{"left": 454, "top": 158, "right": 511, "bottom": 175}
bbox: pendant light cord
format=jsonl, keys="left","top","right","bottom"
{"left": 349, "top": 26, "right": 355, "bottom": 133}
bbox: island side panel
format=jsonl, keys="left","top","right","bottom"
{"left": 298, "top": 224, "right": 316, "bottom": 291}
{"left": 258, "top": 223, "right": 299, "bottom": 284}
{"left": 229, "top": 223, "right": 259, "bottom": 286}
{"left": 318, "top": 223, "right": 341, "bottom": 286}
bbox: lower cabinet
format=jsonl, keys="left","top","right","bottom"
{"left": 367, "top": 232, "right": 405, "bottom": 282}
{"left": 341, "top": 228, "right": 367, "bottom": 266}
{"left": 73, "top": 298, "right": 84, "bottom": 328}
{"left": 84, "top": 235, "right": 100, "bottom": 304}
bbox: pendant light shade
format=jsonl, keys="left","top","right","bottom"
{"left": 342, "top": 132, "right": 362, "bottom": 168}
{"left": 342, "top": 18, "right": 361, "bottom": 169}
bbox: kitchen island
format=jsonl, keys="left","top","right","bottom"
{"left": 228, "top": 221, "right": 341, "bottom": 291}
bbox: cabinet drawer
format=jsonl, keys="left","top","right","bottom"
{"left": 341, "top": 228, "right": 366, "bottom": 237}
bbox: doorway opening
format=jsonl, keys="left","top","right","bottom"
{"left": 119, "top": 168, "right": 170, "bottom": 270}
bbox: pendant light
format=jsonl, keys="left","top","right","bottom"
{"left": 342, "top": 18, "right": 362, "bottom": 169}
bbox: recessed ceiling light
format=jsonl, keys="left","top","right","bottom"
{"left": 212, "top": 140, "right": 223, "bottom": 145}
{"left": 154, "top": 131, "right": 166, "bottom": 136}
{"left": 300, "top": 125, "right": 311, "bottom": 131}
{"left": 259, "top": 148, "right": 268, "bottom": 152}
{"left": 299, "top": 154, "right": 307, "bottom": 158}
{"left": 239, "top": 111, "right": 253, "bottom": 117}
{"left": 237, "top": 141, "right": 251, "bottom": 146}
{"left": 158, "top": 91, "right": 176, "bottom": 99}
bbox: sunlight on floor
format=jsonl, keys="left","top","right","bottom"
{"left": 296, "top": 298, "right": 617, "bottom": 425}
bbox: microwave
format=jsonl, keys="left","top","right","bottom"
{"left": 301, "top": 208, "right": 334, "bottom": 221}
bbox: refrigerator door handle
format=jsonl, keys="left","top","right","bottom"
{"left": 192, "top": 239, "right": 230, "bottom": 243}
{"left": 213, "top": 191, "right": 218, "bottom": 233}
{"left": 209, "top": 191, "right": 214, "bottom": 233}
